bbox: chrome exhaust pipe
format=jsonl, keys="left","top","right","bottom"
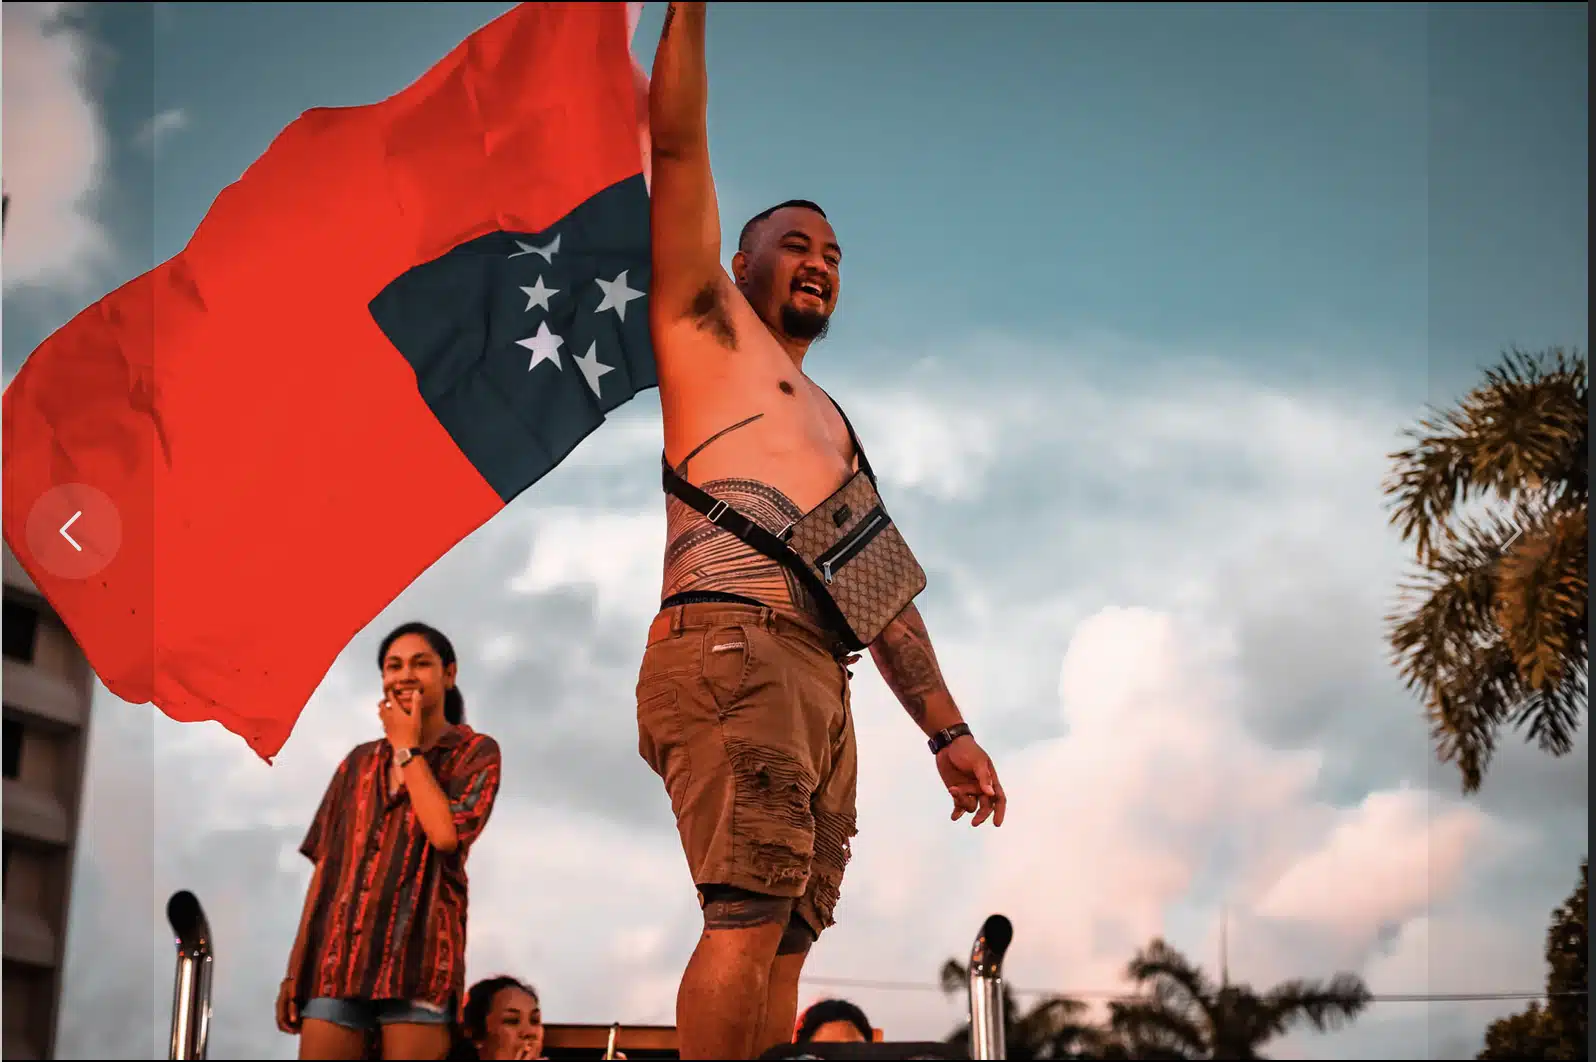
{"left": 967, "top": 914, "right": 1013, "bottom": 1060}
{"left": 167, "top": 890, "right": 215, "bottom": 1060}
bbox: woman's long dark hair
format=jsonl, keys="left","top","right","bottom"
{"left": 449, "top": 976, "right": 539, "bottom": 1060}
{"left": 378, "top": 621, "right": 465, "bottom": 725}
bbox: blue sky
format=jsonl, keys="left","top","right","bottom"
{"left": 10, "top": 3, "right": 1587, "bottom": 391}
{"left": 3, "top": 3, "right": 1587, "bottom": 1060}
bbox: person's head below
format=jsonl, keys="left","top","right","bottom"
{"left": 732, "top": 199, "right": 841, "bottom": 350}
{"left": 457, "top": 976, "right": 543, "bottom": 1061}
{"left": 377, "top": 621, "right": 464, "bottom": 727}
{"left": 794, "top": 999, "right": 873, "bottom": 1044}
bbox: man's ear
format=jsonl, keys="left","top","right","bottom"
{"left": 731, "top": 249, "right": 749, "bottom": 286}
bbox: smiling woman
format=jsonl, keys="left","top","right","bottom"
{"left": 278, "top": 621, "right": 504, "bottom": 1061}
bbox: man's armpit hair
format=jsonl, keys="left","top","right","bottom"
{"left": 687, "top": 279, "right": 737, "bottom": 348}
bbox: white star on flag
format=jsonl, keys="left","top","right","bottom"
{"left": 573, "top": 341, "right": 615, "bottom": 397}
{"left": 520, "top": 276, "right": 559, "bottom": 312}
{"left": 516, "top": 321, "right": 564, "bottom": 371}
{"left": 594, "top": 270, "right": 645, "bottom": 321}
{"left": 509, "top": 233, "right": 561, "bottom": 263}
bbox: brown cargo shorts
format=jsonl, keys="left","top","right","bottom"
{"left": 636, "top": 601, "right": 859, "bottom": 938}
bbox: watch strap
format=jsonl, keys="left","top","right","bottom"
{"left": 928, "top": 723, "right": 972, "bottom": 755}
{"left": 394, "top": 745, "right": 422, "bottom": 767}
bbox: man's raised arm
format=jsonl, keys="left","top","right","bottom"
{"left": 649, "top": 2, "right": 725, "bottom": 320}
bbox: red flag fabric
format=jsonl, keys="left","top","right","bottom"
{"left": 2, "top": 2, "right": 649, "bottom": 762}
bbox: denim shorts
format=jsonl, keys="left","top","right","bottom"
{"left": 301, "top": 997, "right": 452, "bottom": 1031}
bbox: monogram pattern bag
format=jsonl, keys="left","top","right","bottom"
{"left": 662, "top": 396, "right": 927, "bottom": 652}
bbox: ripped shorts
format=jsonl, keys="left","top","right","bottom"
{"left": 636, "top": 601, "right": 859, "bottom": 938}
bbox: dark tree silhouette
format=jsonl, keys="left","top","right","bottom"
{"left": 937, "top": 940, "right": 1368, "bottom": 1060}
{"left": 1385, "top": 347, "right": 1588, "bottom": 792}
{"left": 1478, "top": 858, "right": 1588, "bottom": 1060}
{"left": 939, "top": 959, "right": 1125, "bottom": 1060}
{"left": 1106, "top": 938, "right": 1370, "bottom": 1060}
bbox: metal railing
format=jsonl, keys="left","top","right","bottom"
{"left": 967, "top": 913, "right": 1013, "bottom": 1060}
{"left": 166, "top": 890, "right": 215, "bottom": 1060}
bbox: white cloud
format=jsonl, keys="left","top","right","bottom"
{"left": 1, "top": 2, "right": 114, "bottom": 295}
{"left": 846, "top": 391, "right": 1003, "bottom": 501}
{"left": 1255, "top": 787, "right": 1485, "bottom": 938}
{"left": 823, "top": 603, "right": 1500, "bottom": 1046}
{"left": 59, "top": 335, "right": 1580, "bottom": 1060}
{"left": 135, "top": 107, "right": 188, "bottom": 151}
{"left": 508, "top": 508, "right": 664, "bottom": 620}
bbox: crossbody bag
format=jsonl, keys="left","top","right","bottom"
{"left": 661, "top": 395, "right": 927, "bottom": 652}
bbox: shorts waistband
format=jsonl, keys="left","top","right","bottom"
{"left": 647, "top": 600, "right": 851, "bottom": 661}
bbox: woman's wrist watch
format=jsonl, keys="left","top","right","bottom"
{"left": 394, "top": 746, "right": 422, "bottom": 768}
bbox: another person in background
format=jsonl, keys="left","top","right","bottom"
{"left": 794, "top": 1000, "right": 873, "bottom": 1045}
{"left": 449, "top": 976, "right": 546, "bottom": 1061}
{"left": 276, "top": 622, "right": 503, "bottom": 1061}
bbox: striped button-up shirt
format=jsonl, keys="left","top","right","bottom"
{"left": 293, "top": 724, "right": 501, "bottom": 1009}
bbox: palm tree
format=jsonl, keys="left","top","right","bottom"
{"left": 1384, "top": 346, "right": 1588, "bottom": 793}
{"left": 939, "top": 959, "right": 1126, "bottom": 1060}
{"left": 1106, "top": 938, "right": 1371, "bottom": 1060}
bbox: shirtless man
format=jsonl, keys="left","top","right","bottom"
{"left": 636, "top": 5, "right": 1008, "bottom": 1059}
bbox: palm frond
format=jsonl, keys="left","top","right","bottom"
{"left": 1013, "top": 997, "right": 1111, "bottom": 1060}
{"left": 1107, "top": 1000, "right": 1206, "bottom": 1059}
{"left": 1387, "top": 505, "right": 1587, "bottom": 791}
{"left": 1258, "top": 974, "right": 1372, "bottom": 1036}
{"left": 1124, "top": 938, "right": 1216, "bottom": 1010}
{"left": 939, "top": 959, "right": 967, "bottom": 997}
{"left": 1495, "top": 503, "right": 1589, "bottom": 695}
{"left": 1385, "top": 346, "right": 1587, "bottom": 562}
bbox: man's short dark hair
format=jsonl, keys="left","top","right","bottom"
{"left": 738, "top": 199, "right": 827, "bottom": 252}
{"left": 794, "top": 998, "right": 872, "bottom": 1043}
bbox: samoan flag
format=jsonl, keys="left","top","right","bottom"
{"left": 2, "top": 2, "right": 658, "bottom": 761}
{"left": 370, "top": 174, "right": 653, "bottom": 500}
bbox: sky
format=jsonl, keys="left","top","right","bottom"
{"left": 1, "top": 1, "right": 1589, "bottom": 1059}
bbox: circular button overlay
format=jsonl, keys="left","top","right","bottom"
{"left": 24, "top": 483, "right": 123, "bottom": 581}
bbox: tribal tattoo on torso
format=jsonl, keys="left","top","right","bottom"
{"left": 661, "top": 478, "right": 822, "bottom": 625}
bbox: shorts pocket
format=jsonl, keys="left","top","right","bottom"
{"left": 700, "top": 624, "right": 754, "bottom": 715}
{"left": 637, "top": 687, "right": 679, "bottom": 776}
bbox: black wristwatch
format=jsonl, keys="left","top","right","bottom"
{"left": 394, "top": 746, "right": 423, "bottom": 768}
{"left": 928, "top": 723, "right": 972, "bottom": 755}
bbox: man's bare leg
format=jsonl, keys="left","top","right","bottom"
{"left": 755, "top": 919, "right": 816, "bottom": 1057}
{"left": 677, "top": 887, "right": 792, "bottom": 1060}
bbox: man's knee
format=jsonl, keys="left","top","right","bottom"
{"left": 776, "top": 913, "right": 816, "bottom": 956}
{"left": 700, "top": 884, "right": 795, "bottom": 931}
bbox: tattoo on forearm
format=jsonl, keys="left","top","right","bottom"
{"left": 662, "top": 3, "right": 678, "bottom": 36}
{"left": 873, "top": 607, "right": 946, "bottom": 726}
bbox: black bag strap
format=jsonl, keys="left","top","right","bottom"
{"left": 657, "top": 391, "right": 876, "bottom": 650}
{"left": 818, "top": 389, "right": 876, "bottom": 484}
{"left": 660, "top": 460, "right": 856, "bottom": 645}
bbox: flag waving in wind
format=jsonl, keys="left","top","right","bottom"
{"left": 2, "top": 2, "right": 654, "bottom": 761}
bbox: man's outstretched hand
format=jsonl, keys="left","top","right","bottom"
{"left": 938, "top": 736, "right": 1006, "bottom": 827}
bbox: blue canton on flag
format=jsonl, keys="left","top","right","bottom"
{"left": 369, "top": 173, "right": 655, "bottom": 502}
